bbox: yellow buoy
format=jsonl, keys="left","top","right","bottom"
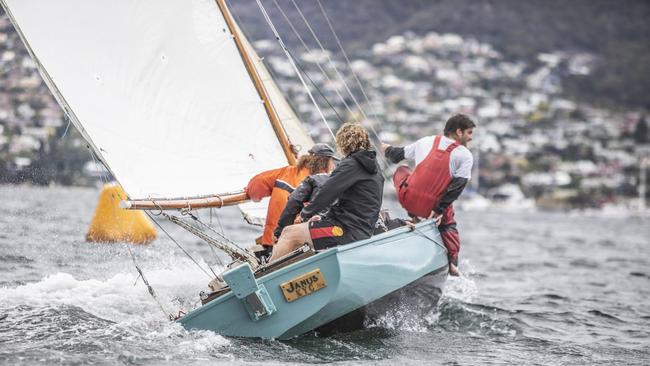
{"left": 86, "top": 183, "right": 157, "bottom": 244}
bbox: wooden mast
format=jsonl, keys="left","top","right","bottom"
{"left": 215, "top": 0, "right": 296, "bottom": 166}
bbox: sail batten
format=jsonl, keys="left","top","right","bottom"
{"left": 3, "top": 0, "right": 291, "bottom": 200}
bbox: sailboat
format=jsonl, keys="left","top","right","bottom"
{"left": 1, "top": 0, "right": 449, "bottom": 339}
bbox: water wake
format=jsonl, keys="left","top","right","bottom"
{"left": 362, "top": 260, "right": 520, "bottom": 341}
{"left": 0, "top": 264, "right": 233, "bottom": 363}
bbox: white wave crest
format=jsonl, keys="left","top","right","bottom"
{"left": 0, "top": 262, "right": 212, "bottom": 324}
{"left": 444, "top": 259, "right": 479, "bottom": 302}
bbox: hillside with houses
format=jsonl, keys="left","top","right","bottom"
{"left": 1, "top": 5, "right": 649, "bottom": 212}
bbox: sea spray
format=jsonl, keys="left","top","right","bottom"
{"left": 0, "top": 263, "right": 233, "bottom": 363}
{"left": 0, "top": 262, "right": 215, "bottom": 322}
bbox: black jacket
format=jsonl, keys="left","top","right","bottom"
{"left": 274, "top": 173, "right": 330, "bottom": 238}
{"left": 301, "top": 150, "right": 384, "bottom": 241}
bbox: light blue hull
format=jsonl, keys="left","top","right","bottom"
{"left": 179, "top": 220, "right": 448, "bottom": 339}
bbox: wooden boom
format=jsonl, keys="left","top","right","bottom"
{"left": 120, "top": 191, "right": 249, "bottom": 210}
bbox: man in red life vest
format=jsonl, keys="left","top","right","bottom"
{"left": 381, "top": 114, "right": 475, "bottom": 276}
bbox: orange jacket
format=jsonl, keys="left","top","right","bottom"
{"left": 246, "top": 165, "right": 309, "bottom": 245}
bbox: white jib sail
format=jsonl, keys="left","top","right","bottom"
{"left": 2, "top": 0, "right": 290, "bottom": 200}
{"left": 236, "top": 22, "right": 314, "bottom": 154}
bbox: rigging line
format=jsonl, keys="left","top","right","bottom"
{"left": 169, "top": 212, "right": 257, "bottom": 266}
{"left": 88, "top": 148, "right": 127, "bottom": 237}
{"left": 180, "top": 211, "right": 221, "bottom": 276}
{"left": 214, "top": 209, "right": 225, "bottom": 235}
{"left": 289, "top": 0, "right": 393, "bottom": 171}
{"left": 187, "top": 212, "right": 248, "bottom": 264}
{"left": 182, "top": 209, "right": 240, "bottom": 247}
{"left": 59, "top": 114, "right": 71, "bottom": 140}
{"left": 316, "top": 0, "right": 383, "bottom": 138}
{"left": 88, "top": 148, "right": 111, "bottom": 188}
{"left": 188, "top": 215, "right": 225, "bottom": 269}
{"left": 144, "top": 211, "right": 215, "bottom": 280}
{"left": 254, "top": 0, "right": 335, "bottom": 139}
{"left": 269, "top": 12, "right": 393, "bottom": 181}
{"left": 289, "top": 0, "right": 367, "bottom": 122}
{"left": 310, "top": 1, "right": 394, "bottom": 178}
{"left": 206, "top": 234, "right": 226, "bottom": 270}
{"left": 285, "top": 46, "right": 398, "bottom": 184}
{"left": 88, "top": 149, "right": 175, "bottom": 320}
{"left": 248, "top": 0, "right": 345, "bottom": 127}
{"left": 211, "top": 209, "right": 230, "bottom": 266}
{"left": 88, "top": 147, "right": 126, "bottom": 227}
{"left": 272, "top": 0, "right": 355, "bottom": 119}
{"left": 125, "top": 244, "right": 174, "bottom": 321}
{"left": 224, "top": 0, "right": 312, "bottom": 153}
{"left": 225, "top": 0, "right": 295, "bottom": 143}
{"left": 414, "top": 227, "right": 448, "bottom": 253}
{"left": 285, "top": 46, "right": 344, "bottom": 125}
{"left": 187, "top": 210, "right": 225, "bottom": 270}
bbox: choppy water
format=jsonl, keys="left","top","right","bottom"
{"left": 0, "top": 185, "right": 649, "bottom": 365}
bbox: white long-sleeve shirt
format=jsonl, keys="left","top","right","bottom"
{"left": 404, "top": 135, "right": 474, "bottom": 179}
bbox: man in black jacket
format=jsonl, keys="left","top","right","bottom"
{"left": 269, "top": 123, "right": 384, "bottom": 261}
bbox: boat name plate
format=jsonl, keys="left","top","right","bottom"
{"left": 280, "top": 269, "right": 326, "bottom": 302}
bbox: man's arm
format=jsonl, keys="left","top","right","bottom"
{"left": 384, "top": 146, "right": 405, "bottom": 164}
{"left": 300, "top": 160, "right": 356, "bottom": 220}
{"left": 274, "top": 178, "right": 314, "bottom": 238}
{"left": 382, "top": 138, "right": 424, "bottom": 164}
{"left": 245, "top": 166, "right": 285, "bottom": 201}
{"left": 432, "top": 177, "right": 468, "bottom": 215}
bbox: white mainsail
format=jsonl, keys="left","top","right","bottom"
{"left": 2, "top": 0, "right": 291, "bottom": 200}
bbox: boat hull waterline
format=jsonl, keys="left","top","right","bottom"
{"left": 314, "top": 265, "right": 447, "bottom": 335}
{"left": 178, "top": 220, "right": 448, "bottom": 339}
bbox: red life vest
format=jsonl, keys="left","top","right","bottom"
{"left": 397, "top": 135, "right": 459, "bottom": 218}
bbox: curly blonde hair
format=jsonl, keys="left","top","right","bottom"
{"left": 335, "top": 123, "right": 372, "bottom": 156}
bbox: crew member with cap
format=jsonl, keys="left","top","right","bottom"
{"left": 269, "top": 123, "right": 384, "bottom": 262}
{"left": 245, "top": 143, "right": 339, "bottom": 260}
{"left": 274, "top": 143, "right": 338, "bottom": 241}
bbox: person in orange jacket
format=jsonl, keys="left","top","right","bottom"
{"left": 245, "top": 143, "right": 338, "bottom": 259}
